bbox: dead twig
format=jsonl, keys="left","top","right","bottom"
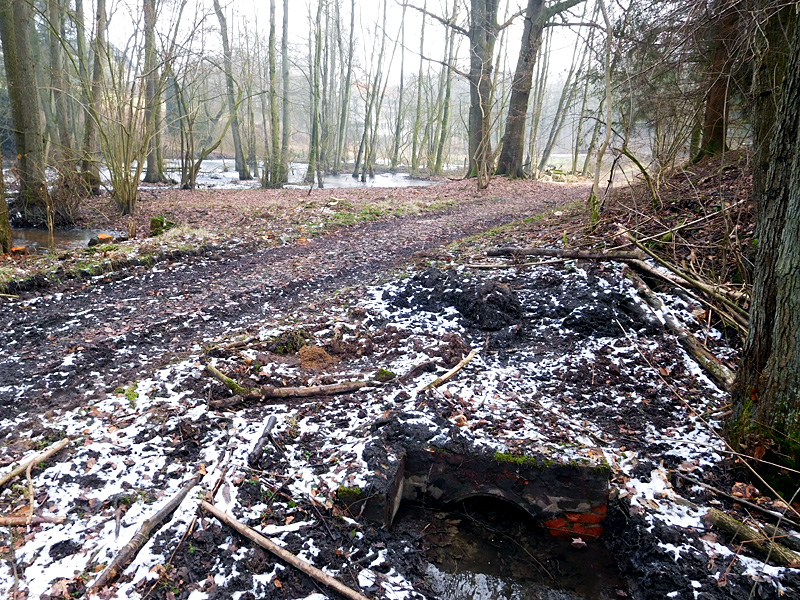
{"left": 0, "top": 438, "right": 71, "bottom": 489}
{"left": 89, "top": 473, "right": 202, "bottom": 593}
{"left": 421, "top": 349, "right": 478, "bottom": 390}
{"left": 0, "top": 515, "right": 66, "bottom": 526}
{"left": 200, "top": 501, "right": 371, "bottom": 600}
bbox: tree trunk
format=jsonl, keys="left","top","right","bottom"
{"left": 730, "top": 11, "right": 800, "bottom": 489}
{"left": 279, "top": 0, "right": 290, "bottom": 183}
{"left": 0, "top": 171, "right": 11, "bottom": 254}
{"left": 305, "top": 0, "right": 323, "bottom": 185}
{"left": 82, "top": 0, "right": 106, "bottom": 191}
{"left": 0, "top": 0, "right": 47, "bottom": 217}
{"left": 267, "top": 0, "right": 281, "bottom": 186}
{"left": 213, "top": 0, "right": 251, "bottom": 180}
{"left": 410, "top": 2, "right": 427, "bottom": 175}
{"left": 334, "top": 0, "right": 354, "bottom": 174}
{"left": 390, "top": 4, "right": 407, "bottom": 171}
{"left": 433, "top": 0, "right": 459, "bottom": 175}
{"left": 48, "top": 0, "right": 74, "bottom": 166}
{"left": 467, "top": 0, "right": 500, "bottom": 184}
{"left": 143, "top": 0, "right": 167, "bottom": 183}
{"left": 694, "top": 4, "right": 737, "bottom": 162}
{"left": 495, "top": 0, "right": 546, "bottom": 178}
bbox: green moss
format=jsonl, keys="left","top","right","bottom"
{"left": 116, "top": 383, "right": 138, "bottom": 408}
{"left": 266, "top": 329, "right": 313, "bottom": 355}
{"left": 374, "top": 368, "right": 396, "bottom": 382}
{"left": 150, "top": 215, "right": 177, "bottom": 237}
{"left": 336, "top": 485, "right": 364, "bottom": 504}
{"left": 493, "top": 451, "right": 551, "bottom": 468}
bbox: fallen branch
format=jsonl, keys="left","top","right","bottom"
{"left": 207, "top": 364, "right": 366, "bottom": 404}
{"left": 627, "top": 271, "right": 735, "bottom": 391}
{"left": 89, "top": 473, "right": 202, "bottom": 593}
{"left": 200, "top": 501, "right": 370, "bottom": 600}
{"left": 206, "top": 364, "right": 251, "bottom": 396}
{"left": 487, "top": 247, "right": 642, "bottom": 260}
{"left": 248, "top": 416, "right": 281, "bottom": 465}
{"left": 705, "top": 507, "right": 800, "bottom": 568}
{"left": 422, "top": 349, "right": 478, "bottom": 390}
{"left": 467, "top": 259, "right": 566, "bottom": 269}
{"left": 0, "top": 515, "right": 66, "bottom": 526}
{"left": 675, "top": 472, "right": 800, "bottom": 530}
{"left": 0, "top": 438, "right": 71, "bottom": 489}
{"left": 625, "top": 235, "right": 749, "bottom": 326}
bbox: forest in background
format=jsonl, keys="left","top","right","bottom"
{"left": 0, "top": 0, "right": 784, "bottom": 222}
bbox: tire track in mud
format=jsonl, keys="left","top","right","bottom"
{"left": 0, "top": 190, "right": 577, "bottom": 417}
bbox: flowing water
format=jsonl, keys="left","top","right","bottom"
{"left": 397, "top": 498, "right": 628, "bottom": 600}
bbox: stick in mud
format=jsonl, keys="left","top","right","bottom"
{"left": 249, "top": 415, "right": 281, "bottom": 465}
{"left": 200, "top": 501, "right": 371, "bottom": 600}
{"left": 89, "top": 473, "right": 202, "bottom": 593}
{"left": 0, "top": 438, "right": 71, "bottom": 489}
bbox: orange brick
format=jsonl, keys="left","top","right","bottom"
{"left": 574, "top": 512, "right": 606, "bottom": 525}
{"left": 542, "top": 518, "right": 567, "bottom": 530}
{"left": 572, "top": 523, "right": 604, "bottom": 537}
{"left": 565, "top": 512, "right": 582, "bottom": 522}
{"left": 591, "top": 504, "right": 608, "bottom": 515}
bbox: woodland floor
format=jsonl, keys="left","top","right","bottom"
{"left": 0, "top": 168, "right": 798, "bottom": 600}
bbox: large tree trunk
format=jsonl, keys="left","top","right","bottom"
{"left": 730, "top": 16, "right": 800, "bottom": 489}
{"left": 467, "top": 0, "right": 500, "bottom": 184}
{"left": 143, "top": 0, "right": 167, "bottom": 183}
{"left": 0, "top": 0, "right": 47, "bottom": 217}
{"left": 213, "top": 0, "right": 251, "bottom": 181}
{"left": 495, "top": 0, "right": 545, "bottom": 178}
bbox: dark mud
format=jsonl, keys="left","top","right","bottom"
{"left": 0, "top": 190, "right": 574, "bottom": 420}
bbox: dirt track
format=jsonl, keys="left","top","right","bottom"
{"left": 0, "top": 185, "right": 580, "bottom": 417}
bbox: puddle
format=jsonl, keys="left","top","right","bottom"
{"left": 397, "top": 498, "right": 628, "bottom": 600}
{"left": 11, "top": 228, "right": 119, "bottom": 252}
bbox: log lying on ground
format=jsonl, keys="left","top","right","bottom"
{"left": 675, "top": 472, "right": 800, "bottom": 530}
{"left": 201, "top": 501, "right": 370, "bottom": 600}
{"left": 0, "top": 515, "right": 66, "bottom": 526}
{"left": 487, "top": 247, "right": 642, "bottom": 260}
{"left": 626, "top": 270, "right": 735, "bottom": 391}
{"left": 207, "top": 364, "right": 366, "bottom": 403}
{"left": 89, "top": 473, "right": 202, "bottom": 593}
{"left": 705, "top": 508, "right": 800, "bottom": 568}
{"left": 0, "top": 438, "right": 71, "bottom": 489}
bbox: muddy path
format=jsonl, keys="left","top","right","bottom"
{"left": 0, "top": 188, "right": 577, "bottom": 417}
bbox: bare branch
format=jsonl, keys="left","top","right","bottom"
{"left": 397, "top": 1, "right": 469, "bottom": 36}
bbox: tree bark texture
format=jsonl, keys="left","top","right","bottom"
{"left": 468, "top": 0, "right": 500, "bottom": 182}
{"left": 731, "top": 18, "right": 800, "bottom": 482}
{"left": 695, "top": 4, "right": 738, "bottom": 161}
{"left": 213, "top": 0, "right": 251, "bottom": 181}
{"left": 0, "top": 0, "right": 47, "bottom": 215}
{"left": 143, "top": 0, "right": 166, "bottom": 183}
{"left": 495, "top": 0, "right": 546, "bottom": 178}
